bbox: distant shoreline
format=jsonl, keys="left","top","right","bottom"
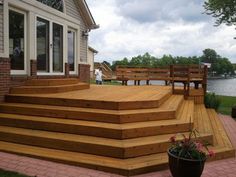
{"left": 208, "top": 76, "right": 236, "bottom": 80}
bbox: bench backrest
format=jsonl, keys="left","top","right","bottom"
{"left": 116, "top": 65, "right": 207, "bottom": 82}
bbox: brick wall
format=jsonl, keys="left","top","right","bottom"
{"left": 0, "top": 58, "right": 10, "bottom": 102}
{"left": 30, "top": 60, "right": 37, "bottom": 79}
{"left": 78, "top": 64, "right": 90, "bottom": 83}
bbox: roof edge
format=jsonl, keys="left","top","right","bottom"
{"left": 88, "top": 46, "right": 98, "bottom": 54}
{"left": 78, "top": 0, "right": 99, "bottom": 30}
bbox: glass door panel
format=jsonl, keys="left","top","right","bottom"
{"left": 37, "top": 17, "right": 49, "bottom": 72}
{"left": 67, "top": 30, "right": 75, "bottom": 72}
{"left": 9, "top": 10, "right": 25, "bottom": 70}
{"left": 53, "top": 23, "right": 63, "bottom": 72}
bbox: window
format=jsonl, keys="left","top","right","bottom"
{"left": 36, "top": 0, "right": 64, "bottom": 12}
{"left": 68, "top": 30, "right": 76, "bottom": 72}
{"left": 9, "top": 10, "right": 26, "bottom": 72}
{"left": 53, "top": 23, "right": 63, "bottom": 72}
{"left": 37, "top": 17, "right": 50, "bottom": 72}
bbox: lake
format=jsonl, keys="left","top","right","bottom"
{"left": 127, "top": 78, "right": 236, "bottom": 96}
{"left": 207, "top": 78, "right": 236, "bottom": 96}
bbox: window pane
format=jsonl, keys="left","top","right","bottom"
{"left": 37, "top": 17, "right": 49, "bottom": 72}
{"left": 36, "top": 0, "right": 64, "bottom": 12}
{"left": 9, "top": 10, "right": 25, "bottom": 70}
{"left": 68, "top": 31, "right": 75, "bottom": 71}
{"left": 53, "top": 23, "right": 63, "bottom": 72}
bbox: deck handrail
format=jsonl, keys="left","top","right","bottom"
{"left": 116, "top": 65, "right": 208, "bottom": 94}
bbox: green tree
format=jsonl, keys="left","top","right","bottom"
{"left": 204, "top": 0, "right": 236, "bottom": 26}
{"left": 201, "top": 48, "right": 218, "bottom": 63}
{"left": 159, "top": 55, "right": 175, "bottom": 66}
{"left": 111, "top": 57, "right": 129, "bottom": 70}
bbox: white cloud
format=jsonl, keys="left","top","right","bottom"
{"left": 87, "top": 0, "right": 236, "bottom": 63}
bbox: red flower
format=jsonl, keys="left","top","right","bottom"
{"left": 208, "top": 150, "right": 215, "bottom": 157}
{"left": 170, "top": 135, "right": 176, "bottom": 143}
{"left": 195, "top": 142, "right": 203, "bottom": 151}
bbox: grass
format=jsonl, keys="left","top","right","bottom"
{"left": 217, "top": 95, "right": 236, "bottom": 116}
{"left": 0, "top": 169, "right": 29, "bottom": 177}
{"left": 90, "top": 79, "right": 121, "bottom": 85}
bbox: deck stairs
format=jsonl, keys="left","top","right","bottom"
{"left": 10, "top": 78, "right": 89, "bottom": 94}
{"left": 0, "top": 80, "right": 234, "bottom": 176}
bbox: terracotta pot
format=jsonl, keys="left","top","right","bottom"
{"left": 168, "top": 149, "right": 206, "bottom": 177}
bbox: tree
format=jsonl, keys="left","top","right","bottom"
{"left": 111, "top": 57, "right": 129, "bottom": 70}
{"left": 204, "top": 0, "right": 236, "bottom": 26}
{"left": 201, "top": 48, "right": 218, "bottom": 63}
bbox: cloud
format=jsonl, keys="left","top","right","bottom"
{"left": 115, "top": 0, "right": 209, "bottom": 23}
{"left": 86, "top": 0, "right": 236, "bottom": 63}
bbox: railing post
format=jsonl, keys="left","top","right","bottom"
{"left": 203, "top": 65, "right": 208, "bottom": 95}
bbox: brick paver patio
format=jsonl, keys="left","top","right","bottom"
{"left": 0, "top": 114, "right": 235, "bottom": 177}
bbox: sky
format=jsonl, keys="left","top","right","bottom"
{"left": 86, "top": 0, "right": 236, "bottom": 63}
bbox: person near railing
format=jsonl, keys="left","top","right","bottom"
{"left": 95, "top": 67, "right": 103, "bottom": 85}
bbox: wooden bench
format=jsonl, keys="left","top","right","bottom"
{"left": 116, "top": 67, "right": 149, "bottom": 85}
{"left": 147, "top": 68, "right": 171, "bottom": 85}
{"left": 116, "top": 65, "right": 207, "bottom": 95}
{"left": 171, "top": 65, "right": 207, "bottom": 98}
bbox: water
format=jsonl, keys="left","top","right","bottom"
{"left": 127, "top": 78, "right": 236, "bottom": 96}
{"left": 207, "top": 78, "right": 236, "bottom": 96}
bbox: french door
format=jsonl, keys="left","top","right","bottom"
{"left": 37, "top": 17, "right": 63, "bottom": 73}
{"left": 9, "top": 9, "right": 26, "bottom": 74}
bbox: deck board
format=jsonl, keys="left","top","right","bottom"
{"left": 0, "top": 83, "right": 234, "bottom": 175}
{"left": 10, "top": 85, "right": 172, "bottom": 102}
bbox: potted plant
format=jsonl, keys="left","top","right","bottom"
{"left": 232, "top": 104, "right": 236, "bottom": 118}
{"left": 168, "top": 129, "right": 214, "bottom": 177}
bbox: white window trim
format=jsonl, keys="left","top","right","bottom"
{"left": 35, "top": 15, "right": 65, "bottom": 76}
{"left": 8, "top": 0, "right": 79, "bottom": 25}
{"left": 9, "top": 7, "right": 27, "bottom": 75}
{"left": 68, "top": 28, "right": 77, "bottom": 75}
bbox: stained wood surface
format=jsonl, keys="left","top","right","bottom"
{"left": 1, "top": 95, "right": 184, "bottom": 124}
{"left": 7, "top": 85, "right": 172, "bottom": 110}
{"left": 0, "top": 125, "right": 212, "bottom": 158}
{"left": 24, "top": 78, "right": 80, "bottom": 86}
{"left": 10, "top": 83, "right": 89, "bottom": 94}
{"left": 0, "top": 82, "right": 234, "bottom": 175}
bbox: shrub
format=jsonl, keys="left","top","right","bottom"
{"left": 204, "top": 92, "right": 221, "bottom": 110}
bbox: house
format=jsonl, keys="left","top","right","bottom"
{"left": 0, "top": 0, "right": 98, "bottom": 101}
{"left": 87, "top": 46, "right": 98, "bottom": 78}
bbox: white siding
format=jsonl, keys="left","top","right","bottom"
{"left": 65, "top": 0, "right": 88, "bottom": 63}
{"left": 0, "top": 4, "right": 4, "bottom": 53}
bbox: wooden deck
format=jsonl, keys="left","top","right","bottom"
{"left": 0, "top": 80, "right": 234, "bottom": 176}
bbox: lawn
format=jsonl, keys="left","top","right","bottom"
{"left": 90, "top": 79, "right": 121, "bottom": 85}
{"left": 0, "top": 169, "right": 29, "bottom": 177}
{"left": 217, "top": 95, "right": 236, "bottom": 116}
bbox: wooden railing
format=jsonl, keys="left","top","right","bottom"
{"left": 116, "top": 65, "right": 208, "bottom": 95}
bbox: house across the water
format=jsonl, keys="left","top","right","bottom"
{"left": 0, "top": 0, "right": 98, "bottom": 101}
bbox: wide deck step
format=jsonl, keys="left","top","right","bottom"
{"left": 0, "top": 141, "right": 233, "bottom": 176}
{"left": 6, "top": 85, "right": 172, "bottom": 110}
{"left": 0, "top": 125, "right": 213, "bottom": 158}
{"left": 0, "top": 95, "right": 184, "bottom": 124}
{"left": 10, "top": 83, "right": 89, "bottom": 94}
{"left": 24, "top": 78, "right": 80, "bottom": 86}
{"left": 207, "top": 109, "right": 234, "bottom": 149}
{"left": 0, "top": 100, "right": 193, "bottom": 139}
